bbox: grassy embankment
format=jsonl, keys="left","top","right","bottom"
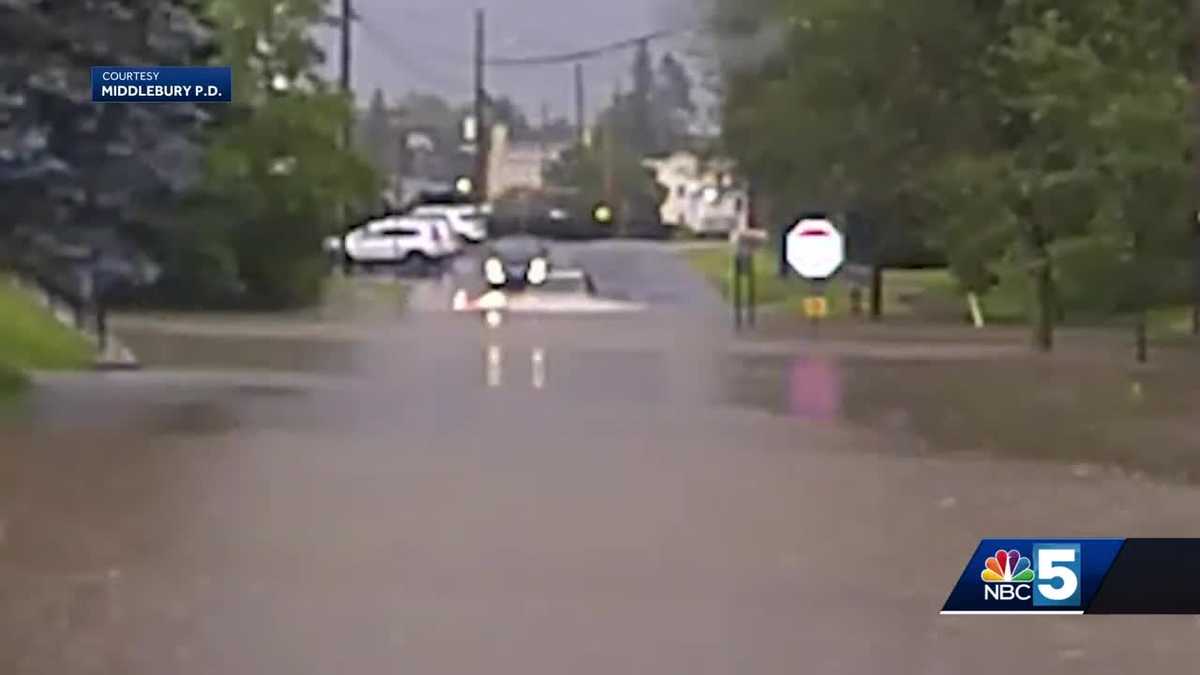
{"left": 0, "top": 278, "right": 93, "bottom": 394}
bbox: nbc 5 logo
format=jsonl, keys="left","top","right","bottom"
{"left": 981, "top": 544, "right": 1082, "bottom": 607}
{"left": 1032, "top": 544, "right": 1082, "bottom": 607}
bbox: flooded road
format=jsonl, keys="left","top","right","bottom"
{"left": 3, "top": 242, "right": 1200, "bottom": 674}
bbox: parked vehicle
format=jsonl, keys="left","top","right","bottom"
{"left": 407, "top": 191, "right": 490, "bottom": 243}
{"left": 411, "top": 204, "right": 488, "bottom": 243}
{"left": 339, "top": 215, "right": 460, "bottom": 272}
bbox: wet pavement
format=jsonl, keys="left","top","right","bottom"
{"left": 3, "top": 241, "right": 1200, "bottom": 674}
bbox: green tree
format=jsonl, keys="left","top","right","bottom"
{"left": 938, "top": 1, "right": 1191, "bottom": 350}
{"left": 487, "top": 95, "right": 531, "bottom": 137}
{"left": 655, "top": 52, "right": 696, "bottom": 147}
{"left": 1, "top": 0, "right": 213, "bottom": 243}
{"left": 198, "top": 0, "right": 378, "bottom": 307}
{"left": 629, "top": 40, "right": 656, "bottom": 154}
{"left": 711, "top": 0, "right": 1192, "bottom": 355}
{"left": 717, "top": 0, "right": 992, "bottom": 254}
{"left": 546, "top": 124, "right": 664, "bottom": 229}
{"left": 359, "top": 88, "right": 394, "bottom": 175}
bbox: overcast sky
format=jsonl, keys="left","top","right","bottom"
{"left": 318, "top": 0, "right": 701, "bottom": 122}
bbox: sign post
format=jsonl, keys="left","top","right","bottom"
{"left": 732, "top": 229, "right": 768, "bottom": 331}
{"left": 786, "top": 218, "right": 845, "bottom": 331}
{"left": 732, "top": 251, "right": 744, "bottom": 330}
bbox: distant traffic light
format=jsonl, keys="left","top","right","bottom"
{"left": 593, "top": 203, "right": 613, "bottom": 225}
{"left": 455, "top": 176, "right": 474, "bottom": 196}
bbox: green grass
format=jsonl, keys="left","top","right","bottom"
{"left": 682, "top": 247, "right": 807, "bottom": 307}
{"left": 0, "top": 278, "right": 93, "bottom": 388}
{"left": 0, "top": 362, "right": 28, "bottom": 395}
{"left": 325, "top": 274, "right": 411, "bottom": 305}
{"left": 682, "top": 247, "right": 964, "bottom": 319}
{"left": 1149, "top": 305, "right": 1197, "bottom": 340}
{"left": 681, "top": 246, "right": 1195, "bottom": 330}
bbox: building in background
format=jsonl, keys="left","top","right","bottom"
{"left": 644, "top": 151, "right": 748, "bottom": 237}
{"left": 486, "top": 124, "right": 573, "bottom": 200}
{"left": 356, "top": 96, "right": 476, "bottom": 209}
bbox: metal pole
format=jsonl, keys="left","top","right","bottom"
{"left": 574, "top": 62, "right": 586, "bottom": 146}
{"left": 336, "top": 0, "right": 354, "bottom": 232}
{"left": 473, "top": 9, "right": 489, "bottom": 205}
{"left": 866, "top": 215, "right": 884, "bottom": 321}
{"left": 604, "top": 84, "right": 617, "bottom": 214}
{"left": 1136, "top": 312, "right": 1149, "bottom": 364}
{"left": 340, "top": 0, "right": 353, "bottom": 146}
{"left": 96, "top": 301, "right": 108, "bottom": 353}
{"left": 732, "top": 252, "right": 743, "bottom": 331}
{"left": 339, "top": 0, "right": 352, "bottom": 92}
{"left": 778, "top": 223, "right": 788, "bottom": 278}
{"left": 747, "top": 251, "right": 757, "bottom": 328}
{"left": 809, "top": 280, "right": 821, "bottom": 337}
{"left": 870, "top": 264, "right": 883, "bottom": 321}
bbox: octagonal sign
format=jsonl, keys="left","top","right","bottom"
{"left": 786, "top": 218, "right": 845, "bottom": 280}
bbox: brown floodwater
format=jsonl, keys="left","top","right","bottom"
{"left": 3, "top": 278, "right": 1200, "bottom": 674}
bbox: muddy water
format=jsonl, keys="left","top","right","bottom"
{"left": 722, "top": 353, "right": 1200, "bottom": 481}
{"left": 3, "top": 295, "right": 1200, "bottom": 673}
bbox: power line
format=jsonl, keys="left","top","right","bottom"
{"left": 357, "top": 19, "right": 472, "bottom": 93}
{"left": 487, "top": 26, "right": 698, "bottom": 67}
{"left": 355, "top": 9, "right": 473, "bottom": 66}
{"left": 348, "top": 5, "right": 624, "bottom": 67}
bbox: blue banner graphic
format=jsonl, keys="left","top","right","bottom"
{"left": 91, "top": 66, "right": 232, "bottom": 102}
{"left": 941, "top": 539, "right": 1124, "bottom": 614}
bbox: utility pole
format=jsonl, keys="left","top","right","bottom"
{"left": 603, "top": 83, "right": 617, "bottom": 232}
{"left": 473, "top": 9, "right": 489, "bottom": 205}
{"left": 574, "top": 62, "right": 586, "bottom": 146}
{"left": 336, "top": 0, "right": 354, "bottom": 234}
{"left": 1193, "top": 0, "right": 1200, "bottom": 335}
{"left": 339, "top": 0, "right": 353, "bottom": 148}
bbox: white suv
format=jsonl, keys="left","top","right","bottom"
{"left": 341, "top": 215, "right": 460, "bottom": 266}
{"left": 411, "top": 204, "right": 489, "bottom": 243}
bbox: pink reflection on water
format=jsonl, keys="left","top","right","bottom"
{"left": 788, "top": 358, "right": 843, "bottom": 422}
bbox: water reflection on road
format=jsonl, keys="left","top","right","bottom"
{"left": 722, "top": 352, "right": 1200, "bottom": 480}
{"left": 3, "top": 273, "right": 1200, "bottom": 674}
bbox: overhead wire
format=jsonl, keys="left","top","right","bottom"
{"left": 355, "top": 14, "right": 472, "bottom": 94}
{"left": 486, "top": 24, "right": 704, "bottom": 67}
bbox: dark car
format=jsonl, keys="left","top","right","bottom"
{"left": 482, "top": 236, "right": 551, "bottom": 291}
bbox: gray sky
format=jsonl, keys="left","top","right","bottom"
{"left": 319, "top": 0, "right": 700, "bottom": 122}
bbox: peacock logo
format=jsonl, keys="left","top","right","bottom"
{"left": 981, "top": 549, "right": 1036, "bottom": 583}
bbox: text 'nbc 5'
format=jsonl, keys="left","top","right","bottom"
{"left": 941, "top": 539, "right": 1121, "bottom": 615}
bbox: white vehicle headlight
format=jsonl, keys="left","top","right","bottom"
{"left": 527, "top": 257, "right": 549, "bottom": 286}
{"left": 484, "top": 257, "right": 507, "bottom": 286}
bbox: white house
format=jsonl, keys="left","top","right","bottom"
{"left": 644, "top": 151, "right": 749, "bottom": 236}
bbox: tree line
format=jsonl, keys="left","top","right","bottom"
{"left": 547, "top": 44, "right": 699, "bottom": 226}
{"left": 1, "top": 0, "right": 377, "bottom": 308}
{"left": 712, "top": 0, "right": 1197, "bottom": 350}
